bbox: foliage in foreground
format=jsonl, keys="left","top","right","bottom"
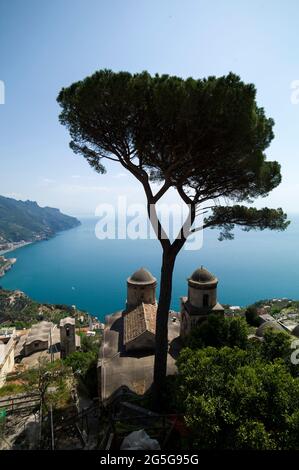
{"left": 175, "top": 346, "right": 299, "bottom": 449}
{"left": 19, "top": 358, "right": 74, "bottom": 410}
{"left": 187, "top": 314, "right": 249, "bottom": 350}
{"left": 245, "top": 306, "right": 263, "bottom": 327}
{"left": 172, "top": 324, "right": 299, "bottom": 450}
{"left": 0, "top": 382, "right": 25, "bottom": 398}
{"left": 63, "top": 334, "right": 100, "bottom": 397}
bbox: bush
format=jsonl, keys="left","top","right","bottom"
{"left": 175, "top": 346, "right": 299, "bottom": 450}
{"left": 188, "top": 315, "right": 248, "bottom": 350}
{"left": 245, "top": 306, "right": 262, "bottom": 327}
{"left": 80, "top": 334, "right": 100, "bottom": 353}
{"left": 261, "top": 329, "right": 292, "bottom": 363}
{"left": 63, "top": 351, "right": 96, "bottom": 375}
{"left": 63, "top": 350, "right": 98, "bottom": 398}
{"left": 0, "top": 383, "right": 25, "bottom": 397}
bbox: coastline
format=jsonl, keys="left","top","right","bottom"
{"left": 0, "top": 256, "right": 17, "bottom": 278}
{"left": 0, "top": 222, "right": 81, "bottom": 257}
{"left": 0, "top": 223, "right": 81, "bottom": 280}
{"left": 0, "top": 241, "right": 33, "bottom": 256}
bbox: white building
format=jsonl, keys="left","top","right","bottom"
{"left": 0, "top": 336, "right": 15, "bottom": 387}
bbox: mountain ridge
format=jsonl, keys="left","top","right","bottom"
{"left": 0, "top": 195, "right": 80, "bottom": 247}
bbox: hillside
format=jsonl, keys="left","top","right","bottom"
{"left": 0, "top": 288, "right": 91, "bottom": 328}
{"left": 0, "top": 195, "right": 80, "bottom": 245}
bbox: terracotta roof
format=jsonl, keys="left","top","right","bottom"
{"left": 123, "top": 303, "right": 157, "bottom": 345}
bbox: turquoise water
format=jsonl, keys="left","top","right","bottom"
{"left": 1, "top": 216, "right": 299, "bottom": 320}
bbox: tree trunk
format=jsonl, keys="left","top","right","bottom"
{"left": 152, "top": 249, "right": 176, "bottom": 410}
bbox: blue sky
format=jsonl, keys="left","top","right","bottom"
{"left": 0, "top": 0, "right": 299, "bottom": 216}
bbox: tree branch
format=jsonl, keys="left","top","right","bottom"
{"left": 171, "top": 201, "right": 196, "bottom": 255}
{"left": 153, "top": 180, "right": 171, "bottom": 202}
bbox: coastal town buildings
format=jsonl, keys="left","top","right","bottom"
{"left": 0, "top": 327, "right": 16, "bottom": 340}
{"left": 13, "top": 318, "right": 80, "bottom": 363}
{"left": 0, "top": 255, "right": 16, "bottom": 277}
{"left": 98, "top": 265, "right": 225, "bottom": 404}
{"left": 97, "top": 266, "right": 299, "bottom": 406}
{"left": 23, "top": 321, "right": 54, "bottom": 356}
{"left": 98, "top": 267, "right": 181, "bottom": 403}
{"left": 254, "top": 302, "right": 299, "bottom": 338}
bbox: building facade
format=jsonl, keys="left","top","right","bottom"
{"left": 0, "top": 336, "right": 15, "bottom": 387}
{"left": 180, "top": 266, "right": 224, "bottom": 338}
{"left": 126, "top": 267, "right": 157, "bottom": 309}
{"left": 97, "top": 267, "right": 181, "bottom": 403}
{"left": 23, "top": 321, "right": 53, "bottom": 356}
{"left": 125, "top": 267, "right": 158, "bottom": 351}
{"left": 60, "top": 317, "right": 77, "bottom": 359}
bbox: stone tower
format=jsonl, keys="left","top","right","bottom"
{"left": 126, "top": 267, "right": 157, "bottom": 310}
{"left": 180, "top": 266, "right": 224, "bottom": 338}
{"left": 60, "top": 317, "right": 76, "bottom": 359}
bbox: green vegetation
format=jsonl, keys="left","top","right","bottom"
{"left": 19, "top": 358, "right": 75, "bottom": 410}
{"left": 80, "top": 333, "right": 100, "bottom": 354}
{"left": 245, "top": 306, "right": 263, "bottom": 327}
{"left": 187, "top": 314, "right": 249, "bottom": 350}
{"left": 261, "top": 329, "right": 291, "bottom": 361}
{"left": 271, "top": 305, "right": 282, "bottom": 315}
{"left": 167, "top": 316, "right": 299, "bottom": 450}
{"left": 0, "top": 382, "right": 26, "bottom": 398}
{"left": 63, "top": 333, "right": 101, "bottom": 397}
{"left": 0, "top": 359, "right": 75, "bottom": 410}
{"left": 0, "top": 195, "right": 80, "bottom": 244}
{"left": 175, "top": 346, "right": 299, "bottom": 449}
{"left": 0, "top": 288, "right": 90, "bottom": 327}
{"left": 63, "top": 350, "right": 96, "bottom": 375}
{"left": 63, "top": 351, "right": 97, "bottom": 397}
{"left": 250, "top": 298, "right": 299, "bottom": 321}
{"left": 1, "top": 333, "right": 101, "bottom": 408}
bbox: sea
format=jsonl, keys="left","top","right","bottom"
{"left": 1, "top": 216, "right": 299, "bottom": 321}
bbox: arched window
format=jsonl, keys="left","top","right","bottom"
{"left": 203, "top": 294, "right": 209, "bottom": 307}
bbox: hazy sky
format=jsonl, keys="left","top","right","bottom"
{"left": 0, "top": 0, "right": 299, "bottom": 216}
